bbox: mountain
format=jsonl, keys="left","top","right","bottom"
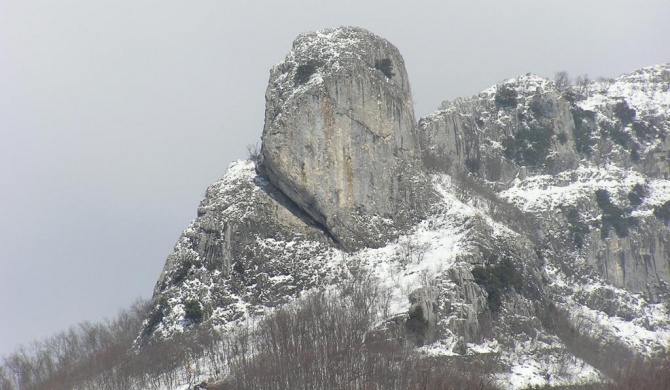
{"left": 142, "top": 27, "right": 670, "bottom": 388}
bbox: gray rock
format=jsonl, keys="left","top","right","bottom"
{"left": 408, "top": 285, "right": 441, "bottom": 345}
{"left": 419, "top": 79, "right": 580, "bottom": 183}
{"left": 144, "top": 161, "right": 343, "bottom": 340}
{"left": 583, "top": 218, "right": 670, "bottom": 301}
{"left": 141, "top": 39, "right": 670, "bottom": 384}
{"left": 258, "top": 27, "right": 434, "bottom": 251}
{"left": 419, "top": 68, "right": 670, "bottom": 300}
{"left": 442, "top": 266, "right": 488, "bottom": 344}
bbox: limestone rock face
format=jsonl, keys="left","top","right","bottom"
{"left": 258, "top": 27, "right": 433, "bottom": 251}
{"left": 418, "top": 77, "right": 581, "bottom": 183}
{"left": 582, "top": 211, "right": 670, "bottom": 300}
{"left": 141, "top": 38, "right": 670, "bottom": 386}
{"left": 144, "top": 161, "right": 343, "bottom": 340}
{"left": 420, "top": 66, "right": 670, "bottom": 300}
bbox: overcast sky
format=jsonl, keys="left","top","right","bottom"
{"left": 1, "top": 0, "right": 668, "bottom": 356}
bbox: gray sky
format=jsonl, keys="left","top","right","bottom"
{"left": 1, "top": 0, "right": 668, "bottom": 356}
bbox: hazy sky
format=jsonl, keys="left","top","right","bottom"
{"left": 1, "top": 0, "right": 668, "bottom": 356}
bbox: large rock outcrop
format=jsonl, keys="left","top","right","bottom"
{"left": 420, "top": 65, "right": 670, "bottom": 300}
{"left": 140, "top": 28, "right": 670, "bottom": 387}
{"left": 418, "top": 75, "right": 581, "bottom": 183}
{"left": 258, "top": 27, "right": 433, "bottom": 251}
{"left": 145, "top": 161, "right": 342, "bottom": 339}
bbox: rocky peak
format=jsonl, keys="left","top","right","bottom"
{"left": 139, "top": 29, "right": 670, "bottom": 388}
{"left": 258, "top": 26, "right": 433, "bottom": 251}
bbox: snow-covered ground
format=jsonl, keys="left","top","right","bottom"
{"left": 147, "top": 64, "right": 670, "bottom": 390}
{"left": 501, "top": 164, "right": 670, "bottom": 214}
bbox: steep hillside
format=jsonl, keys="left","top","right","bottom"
{"left": 141, "top": 27, "right": 670, "bottom": 389}
{"left": 420, "top": 64, "right": 670, "bottom": 299}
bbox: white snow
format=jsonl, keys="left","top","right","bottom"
{"left": 501, "top": 164, "right": 670, "bottom": 214}
{"left": 581, "top": 64, "right": 670, "bottom": 114}
{"left": 148, "top": 63, "right": 670, "bottom": 389}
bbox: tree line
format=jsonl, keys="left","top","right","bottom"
{"left": 2, "top": 271, "right": 669, "bottom": 389}
{"left": 0, "top": 270, "right": 500, "bottom": 390}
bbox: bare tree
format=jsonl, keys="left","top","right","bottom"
{"left": 396, "top": 237, "right": 429, "bottom": 267}
{"left": 576, "top": 74, "right": 591, "bottom": 96}
{"left": 218, "top": 277, "right": 500, "bottom": 390}
{"left": 246, "top": 142, "right": 261, "bottom": 162}
{"left": 554, "top": 71, "right": 571, "bottom": 93}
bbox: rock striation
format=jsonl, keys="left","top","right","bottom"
{"left": 258, "top": 27, "right": 433, "bottom": 251}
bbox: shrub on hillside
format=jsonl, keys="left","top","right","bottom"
{"left": 571, "top": 107, "right": 597, "bottom": 155}
{"left": 495, "top": 84, "right": 518, "bottom": 109}
{"left": 600, "top": 120, "right": 633, "bottom": 148}
{"left": 632, "top": 120, "right": 654, "bottom": 140}
{"left": 144, "top": 299, "right": 168, "bottom": 336}
{"left": 529, "top": 96, "right": 555, "bottom": 118}
{"left": 246, "top": 142, "right": 260, "bottom": 162}
{"left": 294, "top": 63, "right": 316, "bottom": 85}
{"left": 614, "top": 100, "right": 636, "bottom": 125}
{"left": 465, "top": 157, "right": 481, "bottom": 173}
{"left": 172, "top": 255, "right": 196, "bottom": 284}
{"left": 630, "top": 145, "right": 641, "bottom": 162}
{"left": 184, "top": 300, "right": 204, "bottom": 325}
{"left": 653, "top": 200, "right": 670, "bottom": 224}
{"left": 472, "top": 257, "right": 523, "bottom": 314}
{"left": 628, "top": 183, "right": 648, "bottom": 207}
{"left": 595, "top": 189, "right": 637, "bottom": 238}
{"left": 554, "top": 71, "right": 571, "bottom": 93}
{"left": 406, "top": 306, "right": 429, "bottom": 346}
{"left": 632, "top": 116, "right": 665, "bottom": 142}
{"left": 375, "top": 58, "right": 395, "bottom": 78}
{"left": 564, "top": 207, "right": 590, "bottom": 249}
{"left": 502, "top": 125, "right": 553, "bottom": 166}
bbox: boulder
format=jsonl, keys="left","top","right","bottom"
{"left": 258, "top": 27, "right": 433, "bottom": 251}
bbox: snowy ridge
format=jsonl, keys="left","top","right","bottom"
{"left": 145, "top": 63, "right": 670, "bottom": 390}
{"left": 290, "top": 28, "right": 366, "bottom": 73}
{"left": 582, "top": 63, "right": 670, "bottom": 114}
{"left": 500, "top": 164, "right": 670, "bottom": 214}
{"left": 481, "top": 74, "right": 553, "bottom": 97}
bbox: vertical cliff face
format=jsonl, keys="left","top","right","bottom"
{"left": 258, "top": 27, "right": 433, "bottom": 251}
{"left": 418, "top": 76, "right": 581, "bottom": 182}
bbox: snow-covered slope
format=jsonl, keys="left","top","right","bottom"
{"left": 143, "top": 58, "right": 670, "bottom": 389}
